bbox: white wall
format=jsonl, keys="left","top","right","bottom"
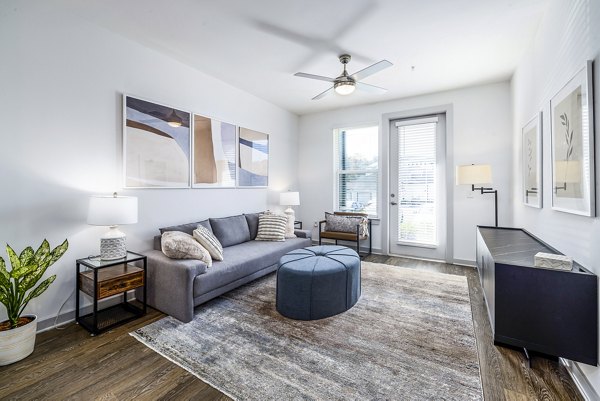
{"left": 511, "top": 0, "right": 600, "bottom": 392}
{"left": 0, "top": 1, "right": 299, "bottom": 325}
{"left": 298, "top": 82, "right": 513, "bottom": 262}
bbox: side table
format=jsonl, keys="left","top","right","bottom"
{"left": 76, "top": 251, "right": 147, "bottom": 335}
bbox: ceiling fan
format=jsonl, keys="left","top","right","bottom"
{"left": 294, "top": 54, "right": 392, "bottom": 100}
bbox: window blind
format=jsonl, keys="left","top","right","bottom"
{"left": 334, "top": 126, "right": 379, "bottom": 217}
{"left": 396, "top": 121, "right": 437, "bottom": 245}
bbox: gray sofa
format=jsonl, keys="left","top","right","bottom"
{"left": 136, "top": 213, "right": 311, "bottom": 322}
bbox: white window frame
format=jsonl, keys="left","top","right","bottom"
{"left": 333, "top": 125, "right": 380, "bottom": 219}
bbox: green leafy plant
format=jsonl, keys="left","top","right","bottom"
{"left": 0, "top": 239, "right": 68, "bottom": 329}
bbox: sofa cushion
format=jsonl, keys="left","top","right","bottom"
{"left": 161, "top": 231, "right": 212, "bottom": 267}
{"left": 193, "top": 237, "right": 311, "bottom": 297}
{"left": 193, "top": 226, "right": 224, "bottom": 261}
{"left": 159, "top": 219, "right": 212, "bottom": 236}
{"left": 209, "top": 215, "right": 251, "bottom": 247}
{"left": 255, "top": 213, "right": 287, "bottom": 242}
{"left": 244, "top": 213, "right": 261, "bottom": 240}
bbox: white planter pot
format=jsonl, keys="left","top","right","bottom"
{"left": 0, "top": 315, "right": 37, "bottom": 366}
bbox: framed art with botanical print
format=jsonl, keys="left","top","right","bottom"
{"left": 550, "top": 61, "right": 595, "bottom": 216}
{"left": 522, "top": 113, "right": 542, "bottom": 208}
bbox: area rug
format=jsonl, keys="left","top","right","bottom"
{"left": 130, "top": 262, "right": 483, "bottom": 400}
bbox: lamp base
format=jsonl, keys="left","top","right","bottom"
{"left": 100, "top": 226, "right": 127, "bottom": 260}
{"left": 283, "top": 207, "right": 296, "bottom": 238}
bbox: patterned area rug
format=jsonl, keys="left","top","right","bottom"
{"left": 131, "top": 262, "right": 483, "bottom": 400}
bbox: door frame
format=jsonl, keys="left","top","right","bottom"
{"left": 380, "top": 104, "right": 455, "bottom": 263}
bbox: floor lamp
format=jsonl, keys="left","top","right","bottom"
{"left": 456, "top": 164, "right": 498, "bottom": 227}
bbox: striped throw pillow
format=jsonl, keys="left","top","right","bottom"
{"left": 255, "top": 213, "right": 287, "bottom": 242}
{"left": 193, "top": 225, "right": 224, "bottom": 261}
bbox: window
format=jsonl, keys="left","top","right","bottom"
{"left": 334, "top": 126, "right": 379, "bottom": 217}
{"left": 396, "top": 118, "right": 437, "bottom": 245}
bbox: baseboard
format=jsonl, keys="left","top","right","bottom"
{"left": 37, "top": 292, "right": 136, "bottom": 332}
{"left": 452, "top": 259, "right": 476, "bottom": 267}
{"left": 561, "top": 358, "right": 599, "bottom": 401}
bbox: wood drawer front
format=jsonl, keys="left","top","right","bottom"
{"left": 79, "top": 265, "right": 144, "bottom": 300}
{"left": 97, "top": 271, "right": 144, "bottom": 299}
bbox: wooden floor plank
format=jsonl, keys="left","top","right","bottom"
{"left": 0, "top": 256, "right": 583, "bottom": 400}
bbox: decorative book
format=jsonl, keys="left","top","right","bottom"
{"left": 534, "top": 252, "right": 573, "bottom": 271}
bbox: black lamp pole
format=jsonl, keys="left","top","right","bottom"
{"left": 472, "top": 184, "right": 498, "bottom": 227}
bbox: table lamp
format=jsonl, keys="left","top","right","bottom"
{"left": 280, "top": 191, "right": 300, "bottom": 238}
{"left": 456, "top": 164, "right": 498, "bottom": 227}
{"left": 87, "top": 193, "right": 138, "bottom": 260}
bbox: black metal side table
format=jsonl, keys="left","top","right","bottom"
{"left": 76, "top": 251, "right": 147, "bottom": 335}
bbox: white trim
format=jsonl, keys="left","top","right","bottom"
{"left": 452, "top": 259, "right": 476, "bottom": 267}
{"left": 560, "top": 358, "right": 599, "bottom": 401}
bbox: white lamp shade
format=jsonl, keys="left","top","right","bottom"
{"left": 280, "top": 191, "right": 300, "bottom": 206}
{"left": 87, "top": 195, "right": 138, "bottom": 226}
{"left": 456, "top": 164, "right": 493, "bottom": 185}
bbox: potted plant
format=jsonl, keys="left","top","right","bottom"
{"left": 0, "top": 239, "right": 68, "bottom": 365}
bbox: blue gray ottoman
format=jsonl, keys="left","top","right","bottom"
{"left": 276, "top": 245, "right": 361, "bottom": 320}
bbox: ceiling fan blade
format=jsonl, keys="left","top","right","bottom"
{"left": 355, "top": 82, "right": 388, "bottom": 94}
{"left": 350, "top": 60, "right": 393, "bottom": 81}
{"left": 312, "top": 87, "right": 334, "bottom": 100}
{"left": 294, "top": 72, "right": 335, "bottom": 82}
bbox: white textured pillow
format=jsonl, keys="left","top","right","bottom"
{"left": 255, "top": 213, "right": 287, "bottom": 242}
{"left": 193, "top": 225, "right": 224, "bottom": 261}
{"left": 161, "top": 231, "right": 212, "bottom": 267}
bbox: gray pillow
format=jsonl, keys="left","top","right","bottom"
{"left": 244, "top": 212, "right": 261, "bottom": 240}
{"left": 209, "top": 215, "right": 251, "bottom": 247}
{"left": 159, "top": 219, "right": 212, "bottom": 235}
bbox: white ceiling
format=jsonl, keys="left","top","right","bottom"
{"left": 64, "top": 0, "right": 549, "bottom": 115}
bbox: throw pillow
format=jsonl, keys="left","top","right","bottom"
{"left": 193, "top": 225, "right": 224, "bottom": 261}
{"left": 324, "top": 213, "right": 369, "bottom": 237}
{"left": 255, "top": 213, "right": 287, "bottom": 242}
{"left": 161, "top": 231, "right": 212, "bottom": 267}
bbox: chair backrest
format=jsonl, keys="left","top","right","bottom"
{"left": 333, "top": 211, "right": 369, "bottom": 218}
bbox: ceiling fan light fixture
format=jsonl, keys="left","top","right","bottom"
{"left": 166, "top": 109, "right": 183, "bottom": 127}
{"left": 334, "top": 81, "right": 356, "bottom": 96}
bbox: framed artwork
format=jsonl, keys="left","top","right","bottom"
{"left": 550, "top": 61, "right": 595, "bottom": 216}
{"left": 522, "top": 113, "right": 543, "bottom": 208}
{"left": 123, "top": 95, "right": 191, "bottom": 188}
{"left": 238, "top": 127, "right": 269, "bottom": 187}
{"left": 192, "top": 114, "right": 237, "bottom": 188}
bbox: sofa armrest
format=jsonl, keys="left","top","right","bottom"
{"left": 135, "top": 249, "right": 207, "bottom": 323}
{"left": 294, "top": 229, "right": 312, "bottom": 240}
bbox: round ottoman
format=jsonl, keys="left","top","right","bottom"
{"left": 276, "top": 245, "right": 361, "bottom": 320}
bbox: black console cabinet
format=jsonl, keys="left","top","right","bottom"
{"left": 476, "top": 226, "right": 598, "bottom": 366}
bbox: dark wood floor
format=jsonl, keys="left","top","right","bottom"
{"left": 0, "top": 255, "right": 582, "bottom": 400}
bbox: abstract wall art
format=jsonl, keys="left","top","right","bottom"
{"left": 123, "top": 95, "right": 190, "bottom": 188}
{"left": 238, "top": 127, "right": 269, "bottom": 187}
{"left": 192, "top": 115, "right": 237, "bottom": 188}
{"left": 522, "top": 113, "right": 542, "bottom": 208}
{"left": 550, "top": 61, "right": 595, "bottom": 216}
